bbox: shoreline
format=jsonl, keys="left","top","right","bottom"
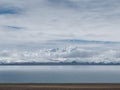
{"left": 0, "top": 63, "right": 120, "bottom": 66}
{"left": 0, "top": 84, "right": 120, "bottom": 90}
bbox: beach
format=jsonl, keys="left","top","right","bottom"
{"left": 0, "top": 84, "right": 120, "bottom": 90}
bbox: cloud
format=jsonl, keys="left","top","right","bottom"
{"left": 0, "top": 0, "right": 119, "bottom": 63}
{"left": 0, "top": 45, "right": 120, "bottom": 64}
{"left": 46, "top": 0, "right": 79, "bottom": 9}
{"left": 5, "top": 26, "right": 24, "bottom": 30}
{"left": 0, "top": 0, "right": 120, "bottom": 47}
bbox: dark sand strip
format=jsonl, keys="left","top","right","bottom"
{"left": 0, "top": 84, "right": 120, "bottom": 90}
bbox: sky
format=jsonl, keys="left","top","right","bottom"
{"left": 0, "top": 0, "right": 120, "bottom": 64}
{"left": 0, "top": 0, "right": 120, "bottom": 45}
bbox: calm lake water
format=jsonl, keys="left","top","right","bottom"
{"left": 0, "top": 65, "right": 120, "bottom": 83}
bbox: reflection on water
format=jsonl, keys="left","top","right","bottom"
{"left": 0, "top": 65, "right": 120, "bottom": 83}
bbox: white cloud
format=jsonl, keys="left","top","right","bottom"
{"left": 0, "top": 0, "right": 120, "bottom": 45}
{"left": 0, "top": 44, "right": 120, "bottom": 64}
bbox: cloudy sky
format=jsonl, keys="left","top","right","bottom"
{"left": 1, "top": 0, "right": 120, "bottom": 63}
{"left": 0, "top": 0, "right": 120, "bottom": 45}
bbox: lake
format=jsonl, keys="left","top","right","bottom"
{"left": 0, "top": 65, "right": 120, "bottom": 83}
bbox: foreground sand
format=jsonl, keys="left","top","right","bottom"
{"left": 0, "top": 84, "right": 120, "bottom": 90}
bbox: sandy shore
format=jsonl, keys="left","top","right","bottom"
{"left": 0, "top": 84, "right": 120, "bottom": 90}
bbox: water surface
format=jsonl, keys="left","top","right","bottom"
{"left": 0, "top": 65, "right": 120, "bottom": 83}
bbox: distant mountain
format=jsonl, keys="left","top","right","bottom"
{"left": 0, "top": 62, "right": 120, "bottom": 65}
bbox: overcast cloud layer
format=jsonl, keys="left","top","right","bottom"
{"left": 0, "top": 0, "right": 120, "bottom": 44}
{"left": 0, "top": 0, "right": 120, "bottom": 64}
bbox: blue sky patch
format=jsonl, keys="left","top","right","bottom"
{"left": 0, "top": 6, "right": 21, "bottom": 15}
